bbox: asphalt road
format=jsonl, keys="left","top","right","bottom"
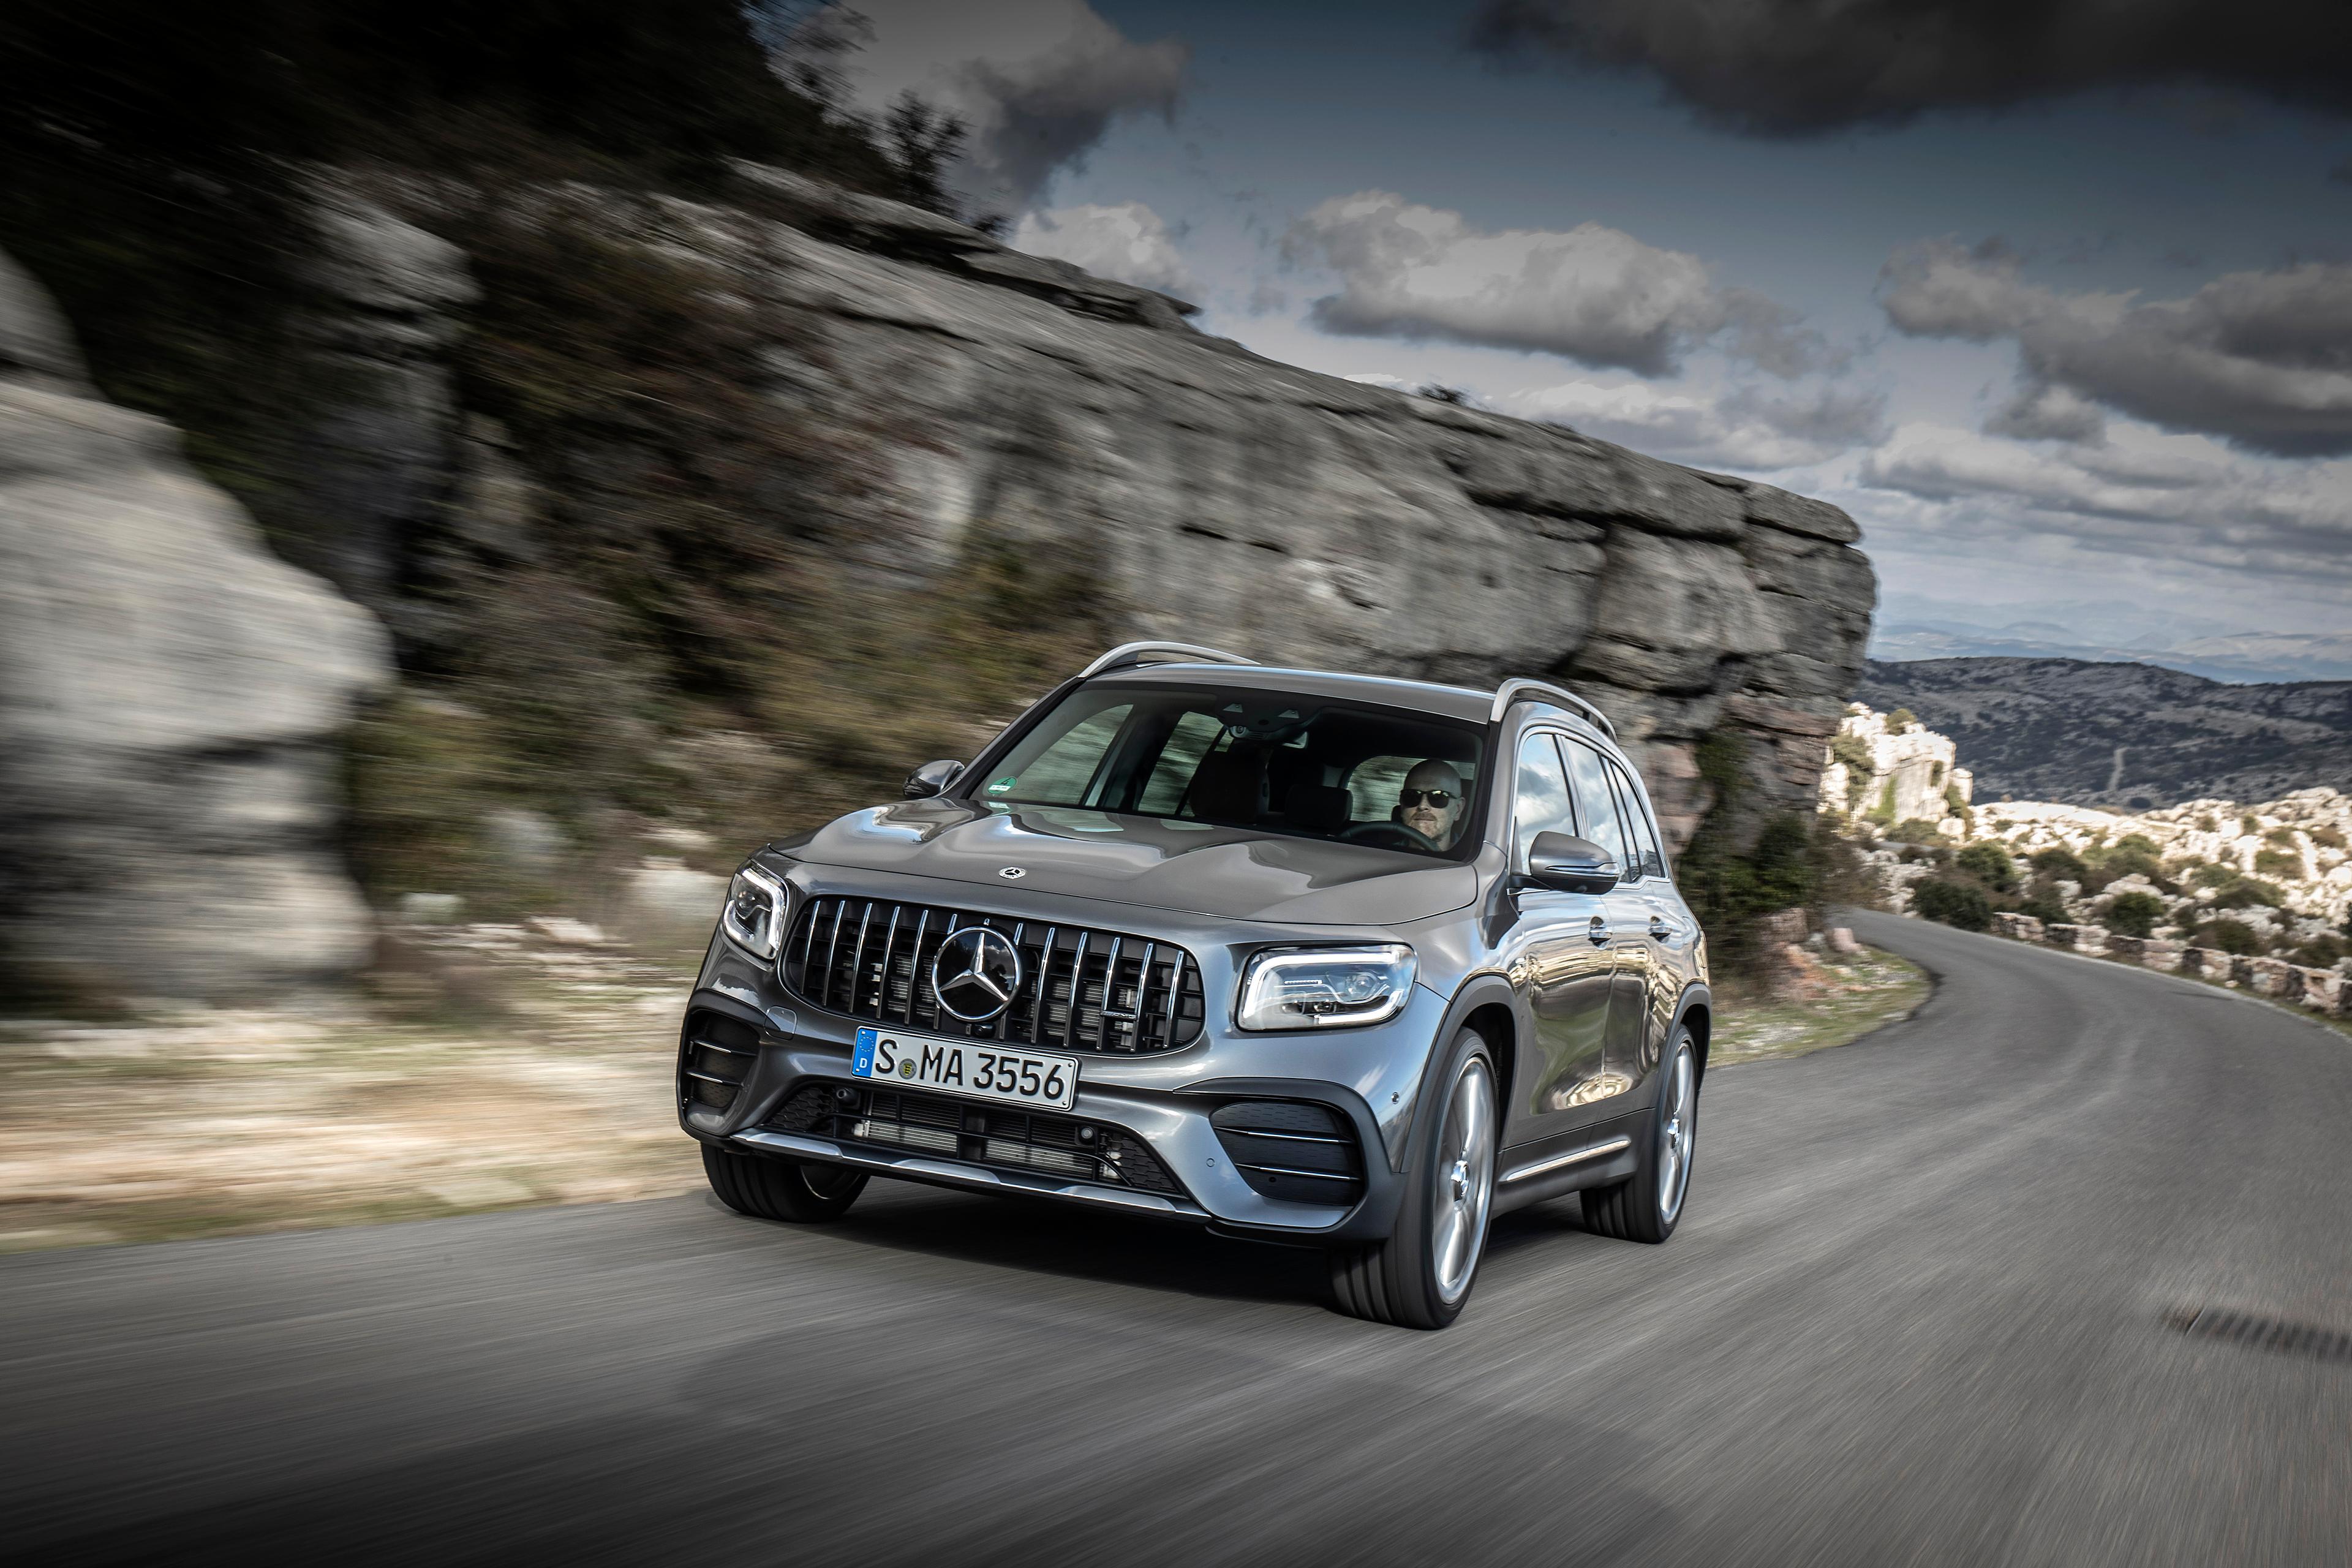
{"left": 7, "top": 910, "right": 2350, "bottom": 1565}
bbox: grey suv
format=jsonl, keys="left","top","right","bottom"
{"left": 681, "top": 644, "right": 1712, "bottom": 1327}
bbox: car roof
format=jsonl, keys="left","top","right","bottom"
{"left": 1086, "top": 662, "right": 1607, "bottom": 741}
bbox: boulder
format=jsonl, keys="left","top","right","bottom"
{"left": 0, "top": 247, "right": 392, "bottom": 1000}
{"left": 1994, "top": 913, "right": 2045, "bottom": 942}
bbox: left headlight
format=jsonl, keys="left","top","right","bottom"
{"left": 1237, "top": 944, "right": 1416, "bottom": 1031}
{"left": 720, "top": 864, "right": 788, "bottom": 960}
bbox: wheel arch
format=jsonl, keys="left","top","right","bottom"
{"left": 1672, "top": 982, "right": 1713, "bottom": 1085}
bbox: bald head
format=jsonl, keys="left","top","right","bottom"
{"left": 1400, "top": 759, "right": 1464, "bottom": 847}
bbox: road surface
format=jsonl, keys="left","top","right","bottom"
{"left": 6, "top": 910, "right": 2348, "bottom": 1564}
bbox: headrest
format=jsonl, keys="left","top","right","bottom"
{"left": 1188, "top": 750, "right": 1265, "bottom": 823}
{"left": 1285, "top": 782, "right": 1352, "bottom": 834}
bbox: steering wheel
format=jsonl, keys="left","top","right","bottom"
{"left": 1341, "top": 820, "right": 1441, "bottom": 852}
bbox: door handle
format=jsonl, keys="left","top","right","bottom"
{"left": 1649, "top": 915, "right": 1672, "bottom": 941}
{"left": 1588, "top": 916, "right": 1610, "bottom": 945}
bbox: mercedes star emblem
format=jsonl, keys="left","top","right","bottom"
{"left": 930, "top": 926, "right": 1023, "bottom": 1022}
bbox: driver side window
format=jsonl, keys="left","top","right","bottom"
{"left": 1511, "top": 732, "right": 1576, "bottom": 875}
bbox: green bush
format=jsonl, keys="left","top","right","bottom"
{"left": 2241, "top": 814, "right": 2261, "bottom": 836}
{"left": 2289, "top": 935, "right": 2346, "bottom": 968}
{"left": 2104, "top": 891, "right": 2167, "bottom": 939}
{"left": 2032, "top": 848, "right": 2090, "bottom": 886}
{"left": 2196, "top": 815, "right": 2217, "bottom": 832}
{"left": 1887, "top": 707, "right": 1918, "bottom": 732}
{"left": 1887, "top": 818, "right": 1946, "bottom": 845}
{"left": 1829, "top": 733, "right": 1874, "bottom": 812}
{"left": 2012, "top": 889, "right": 2068, "bottom": 925}
{"left": 2253, "top": 848, "right": 2301, "bottom": 879}
{"left": 1912, "top": 878, "right": 1992, "bottom": 932}
{"left": 1954, "top": 842, "right": 2015, "bottom": 892}
{"left": 1866, "top": 778, "right": 1896, "bottom": 826}
{"left": 2207, "top": 880, "right": 2284, "bottom": 911}
{"left": 2192, "top": 919, "right": 2260, "bottom": 956}
{"left": 2191, "top": 862, "right": 2235, "bottom": 888}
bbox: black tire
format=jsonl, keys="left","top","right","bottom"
{"left": 1583, "top": 1026, "right": 1698, "bottom": 1244}
{"left": 702, "top": 1144, "right": 869, "bottom": 1223}
{"left": 1329, "top": 1028, "right": 1499, "bottom": 1330}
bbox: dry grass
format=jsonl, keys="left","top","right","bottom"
{"left": 1708, "top": 946, "right": 1931, "bottom": 1069}
{"left": 0, "top": 922, "right": 705, "bottom": 1253}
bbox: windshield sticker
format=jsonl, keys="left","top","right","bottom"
{"left": 988, "top": 775, "right": 1018, "bottom": 795}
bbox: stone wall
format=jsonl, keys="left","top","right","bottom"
{"left": 1982, "top": 910, "right": 2350, "bottom": 1019}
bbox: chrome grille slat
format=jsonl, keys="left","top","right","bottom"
{"left": 782, "top": 897, "right": 1202, "bottom": 1054}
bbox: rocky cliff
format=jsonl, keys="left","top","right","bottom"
{"left": 326, "top": 169, "right": 1876, "bottom": 851}
{"left": 0, "top": 249, "right": 392, "bottom": 1000}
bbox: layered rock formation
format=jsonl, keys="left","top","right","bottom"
{"left": 0, "top": 249, "right": 392, "bottom": 1000}
{"left": 1820, "top": 703, "right": 1972, "bottom": 832}
{"left": 631, "top": 170, "right": 1878, "bottom": 846}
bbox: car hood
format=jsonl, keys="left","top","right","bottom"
{"left": 775, "top": 800, "right": 1479, "bottom": 925}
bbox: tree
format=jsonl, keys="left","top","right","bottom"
{"left": 881, "top": 92, "right": 968, "bottom": 219}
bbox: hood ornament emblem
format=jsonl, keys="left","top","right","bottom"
{"left": 998, "top": 866, "right": 1026, "bottom": 880}
{"left": 930, "top": 927, "right": 1023, "bottom": 1022}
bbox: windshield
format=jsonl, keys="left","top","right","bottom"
{"left": 968, "top": 684, "right": 1487, "bottom": 859}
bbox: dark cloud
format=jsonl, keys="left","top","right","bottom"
{"left": 1467, "top": 0, "right": 2352, "bottom": 136}
{"left": 1285, "top": 190, "right": 1817, "bottom": 376}
{"left": 1985, "top": 382, "right": 2108, "bottom": 443}
{"left": 1880, "top": 239, "right": 2352, "bottom": 456}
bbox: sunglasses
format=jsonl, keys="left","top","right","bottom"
{"left": 1400, "top": 788, "right": 1455, "bottom": 809}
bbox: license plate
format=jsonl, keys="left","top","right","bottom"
{"left": 851, "top": 1026, "right": 1079, "bottom": 1111}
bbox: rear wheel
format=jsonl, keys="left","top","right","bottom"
{"left": 1582, "top": 1027, "right": 1698, "bottom": 1244}
{"left": 1329, "top": 1029, "right": 1497, "bottom": 1329}
{"left": 702, "top": 1144, "right": 869, "bottom": 1223}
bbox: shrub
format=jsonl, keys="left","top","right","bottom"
{"left": 2084, "top": 843, "right": 2168, "bottom": 894}
{"left": 2192, "top": 919, "right": 2260, "bottom": 956}
{"left": 2312, "top": 825, "right": 2346, "bottom": 850}
{"left": 1955, "top": 842, "right": 2015, "bottom": 892}
{"left": 2013, "top": 889, "right": 2068, "bottom": 925}
{"left": 1866, "top": 778, "right": 1896, "bottom": 826}
{"left": 2104, "top": 891, "right": 2167, "bottom": 939}
{"left": 2266, "top": 827, "right": 2299, "bottom": 849}
{"left": 1887, "top": 817, "right": 1946, "bottom": 845}
{"left": 2191, "top": 862, "right": 2235, "bottom": 888}
{"left": 2196, "top": 814, "right": 2218, "bottom": 832}
{"left": 2032, "top": 848, "right": 2090, "bottom": 886}
{"left": 1828, "top": 733, "right": 1874, "bottom": 811}
{"left": 1887, "top": 707, "right": 1918, "bottom": 732}
{"left": 1912, "top": 878, "right": 1991, "bottom": 932}
{"left": 2116, "top": 833, "right": 2161, "bottom": 856}
{"left": 2207, "top": 880, "right": 2284, "bottom": 911}
{"left": 2253, "top": 848, "right": 2301, "bottom": 879}
{"left": 2241, "top": 814, "right": 2261, "bottom": 836}
{"left": 2290, "top": 935, "right": 2346, "bottom": 969}
{"left": 1929, "top": 761, "right": 1946, "bottom": 786}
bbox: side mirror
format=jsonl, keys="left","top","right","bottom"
{"left": 1525, "top": 831, "right": 1620, "bottom": 895}
{"left": 902, "top": 759, "right": 965, "bottom": 799}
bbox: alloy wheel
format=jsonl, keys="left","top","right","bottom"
{"left": 1657, "top": 1046, "right": 1695, "bottom": 1224}
{"left": 1431, "top": 1057, "right": 1496, "bottom": 1304}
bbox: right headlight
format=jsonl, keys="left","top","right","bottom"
{"left": 1236, "top": 944, "right": 1416, "bottom": 1031}
{"left": 720, "top": 864, "right": 788, "bottom": 960}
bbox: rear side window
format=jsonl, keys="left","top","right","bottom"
{"left": 1559, "top": 737, "right": 1627, "bottom": 876}
{"left": 1608, "top": 759, "right": 1665, "bottom": 880}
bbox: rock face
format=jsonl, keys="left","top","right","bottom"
{"left": 0, "top": 248, "right": 393, "bottom": 1000}
{"left": 1820, "top": 703, "right": 1972, "bottom": 834}
{"left": 658, "top": 170, "right": 1877, "bottom": 845}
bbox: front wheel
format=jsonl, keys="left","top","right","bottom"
{"left": 1329, "top": 1029, "right": 1498, "bottom": 1329}
{"left": 703, "top": 1144, "right": 869, "bottom": 1223}
{"left": 1583, "top": 1027, "right": 1698, "bottom": 1243}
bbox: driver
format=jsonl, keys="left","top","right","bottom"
{"left": 1396, "top": 760, "right": 1464, "bottom": 849}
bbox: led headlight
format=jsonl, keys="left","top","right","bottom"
{"left": 1237, "top": 944, "right": 1416, "bottom": 1031}
{"left": 720, "top": 864, "right": 788, "bottom": 960}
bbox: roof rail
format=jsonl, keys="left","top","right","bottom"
{"left": 1079, "top": 641, "right": 1260, "bottom": 679}
{"left": 1491, "top": 677, "right": 1616, "bottom": 739}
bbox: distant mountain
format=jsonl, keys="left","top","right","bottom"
{"left": 1856, "top": 657, "right": 2352, "bottom": 807}
{"left": 1869, "top": 626, "right": 2352, "bottom": 685}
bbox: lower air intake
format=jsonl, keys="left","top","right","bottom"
{"left": 1210, "top": 1100, "right": 1365, "bottom": 1207}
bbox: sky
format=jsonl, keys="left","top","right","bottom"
{"left": 796, "top": 0, "right": 2352, "bottom": 641}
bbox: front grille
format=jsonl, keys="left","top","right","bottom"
{"left": 680, "top": 1009, "right": 758, "bottom": 1114}
{"left": 781, "top": 896, "right": 1205, "bottom": 1054}
{"left": 769, "top": 1083, "right": 1186, "bottom": 1196}
{"left": 1210, "top": 1100, "right": 1366, "bottom": 1207}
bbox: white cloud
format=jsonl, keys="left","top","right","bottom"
{"left": 1011, "top": 203, "right": 1194, "bottom": 295}
{"left": 1855, "top": 420, "right": 2352, "bottom": 584}
{"left": 1284, "top": 190, "right": 1814, "bottom": 376}
{"left": 1880, "top": 239, "right": 2352, "bottom": 456}
{"left": 818, "top": 0, "right": 1188, "bottom": 213}
{"left": 1496, "top": 378, "right": 1885, "bottom": 470}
